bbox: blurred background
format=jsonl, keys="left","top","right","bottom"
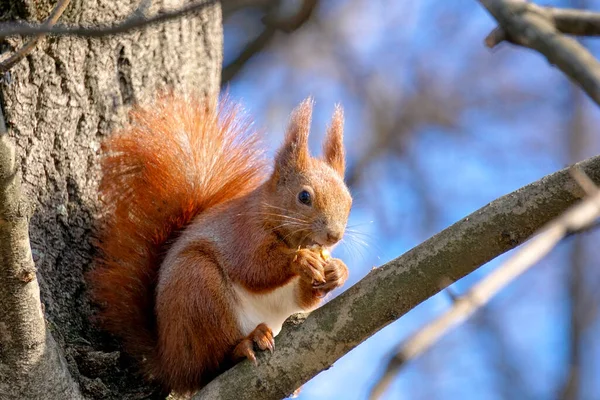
{"left": 221, "top": 0, "right": 600, "bottom": 399}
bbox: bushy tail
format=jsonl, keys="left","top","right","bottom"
{"left": 88, "top": 93, "right": 266, "bottom": 378}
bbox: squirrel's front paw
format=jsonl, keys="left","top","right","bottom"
{"left": 313, "top": 258, "right": 348, "bottom": 295}
{"left": 292, "top": 248, "right": 327, "bottom": 284}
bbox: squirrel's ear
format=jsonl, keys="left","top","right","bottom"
{"left": 275, "top": 97, "right": 313, "bottom": 171}
{"left": 323, "top": 104, "right": 345, "bottom": 177}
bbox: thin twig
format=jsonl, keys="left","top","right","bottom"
{"left": 0, "top": 104, "right": 6, "bottom": 136}
{"left": 570, "top": 165, "right": 597, "bottom": 196}
{"left": 261, "top": 0, "right": 317, "bottom": 32}
{"left": 130, "top": 0, "right": 153, "bottom": 19}
{"left": 222, "top": 0, "right": 275, "bottom": 18}
{"left": 484, "top": 26, "right": 507, "bottom": 47}
{"left": 439, "top": 277, "right": 459, "bottom": 303}
{"left": 222, "top": 29, "right": 275, "bottom": 85}
{"left": 0, "top": 0, "right": 215, "bottom": 39}
{"left": 479, "top": 0, "right": 600, "bottom": 106}
{"left": 222, "top": 0, "right": 318, "bottom": 84}
{"left": 0, "top": 0, "right": 72, "bottom": 72}
{"left": 369, "top": 171, "right": 600, "bottom": 400}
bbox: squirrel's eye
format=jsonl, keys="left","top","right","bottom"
{"left": 298, "top": 190, "right": 312, "bottom": 206}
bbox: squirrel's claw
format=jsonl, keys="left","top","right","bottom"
{"left": 232, "top": 338, "right": 258, "bottom": 365}
{"left": 233, "top": 323, "right": 275, "bottom": 364}
{"left": 264, "top": 338, "right": 275, "bottom": 353}
{"left": 293, "top": 248, "right": 327, "bottom": 283}
{"left": 253, "top": 323, "right": 275, "bottom": 353}
{"left": 312, "top": 258, "right": 349, "bottom": 294}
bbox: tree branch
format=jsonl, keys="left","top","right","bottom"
{"left": 487, "top": 7, "right": 600, "bottom": 39}
{"left": 0, "top": 0, "right": 72, "bottom": 72}
{"left": 549, "top": 7, "right": 600, "bottom": 36}
{"left": 479, "top": 0, "right": 600, "bottom": 106}
{"left": 0, "top": 0, "right": 215, "bottom": 39}
{"left": 221, "top": 0, "right": 277, "bottom": 19}
{"left": 221, "top": 0, "right": 318, "bottom": 84}
{"left": 194, "top": 155, "right": 600, "bottom": 399}
{"left": 0, "top": 110, "right": 81, "bottom": 398}
{"left": 222, "top": 27, "right": 276, "bottom": 85}
{"left": 484, "top": 6, "right": 600, "bottom": 48}
{"left": 369, "top": 168, "right": 600, "bottom": 400}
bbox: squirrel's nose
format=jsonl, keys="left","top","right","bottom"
{"left": 326, "top": 230, "right": 342, "bottom": 244}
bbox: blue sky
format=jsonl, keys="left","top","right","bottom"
{"left": 223, "top": 1, "right": 600, "bottom": 398}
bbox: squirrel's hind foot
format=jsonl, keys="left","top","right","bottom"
{"left": 232, "top": 323, "right": 275, "bottom": 365}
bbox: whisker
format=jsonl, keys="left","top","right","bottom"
{"left": 344, "top": 233, "right": 371, "bottom": 246}
{"left": 351, "top": 237, "right": 373, "bottom": 260}
{"left": 345, "top": 229, "right": 375, "bottom": 238}
{"left": 339, "top": 238, "right": 368, "bottom": 264}
{"left": 282, "top": 226, "right": 309, "bottom": 245}
{"left": 344, "top": 230, "right": 373, "bottom": 248}
{"left": 344, "top": 232, "right": 382, "bottom": 256}
{"left": 283, "top": 186, "right": 297, "bottom": 199}
{"left": 238, "top": 211, "right": 308, "bottom": 223}
{"left": 344, "top": 238, "right": 369, "bottom": 251}
{"left": 261, "top": 202, "right": 306, "bottom": 219}
{"left": 347, "top": 221, "right": 374, "bottom": 229}
{"left": 344, "top": 229, "right": 372, "bottom": 244}
{"left": 270, "top": 221, "right": 307, "bottom": 233}
{"left": 296, "top": 230, "right": 312, "bottom": 248}
{"left": 261, "top": 201, "right": 290, "bottom": 211}
{"left": 345, "top": 228, "right": 377, "bottom": 245}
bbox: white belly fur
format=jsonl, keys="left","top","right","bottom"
{"left": 233, "top": 277, "right": 304, "bottom": 337}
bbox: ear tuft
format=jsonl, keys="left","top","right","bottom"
{"left": 275, "top": 97, "right": 314, "bottom": 171}
{"left": 323, "top": 104, "right": 345, "bottom": 177}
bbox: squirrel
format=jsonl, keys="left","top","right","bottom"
{"left": 88, "top": 93, "right": 352, "bottom": 395}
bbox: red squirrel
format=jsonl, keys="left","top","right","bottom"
{"left": 89, "top": 93, "right": 352, "bottom": 395}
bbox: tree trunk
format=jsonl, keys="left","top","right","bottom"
{"left": 0, "top": 1, "right": 222, "bottom": 398}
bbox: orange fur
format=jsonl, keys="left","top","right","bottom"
{"left": 89, "top": 94, "right": 352, "bottom": 395}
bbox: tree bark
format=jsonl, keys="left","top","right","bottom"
{"left": 479, "top": 0, "right": 600, "bottom": 106}
{"left": 0, "top": 1, "right": 222, "bottom": 398}
{"left": 0, "top": 131, "right": 82, "bottom": 399}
